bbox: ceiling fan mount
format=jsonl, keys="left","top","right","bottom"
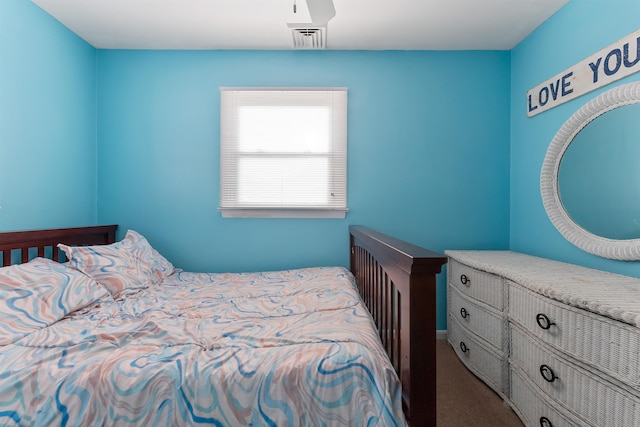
{"left": 288, "top": 0, "right": 335, "bottom": 49}
{"left": 305, "top": 0, "right": 335, "bottom": 26}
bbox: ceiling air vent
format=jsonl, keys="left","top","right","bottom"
{"left": 288, "top": 24, "right": 326, "bottom": 49}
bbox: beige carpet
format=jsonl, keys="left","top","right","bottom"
{"left": 436, "top": 339, "right": 523, "bottom": 426}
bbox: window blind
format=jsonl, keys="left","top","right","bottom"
{"left": 219, "top": 88, "right": 348, "bottom": 218}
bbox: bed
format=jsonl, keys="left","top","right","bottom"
{"left": 0, "top": 224, "right": 446, "bottom": 426}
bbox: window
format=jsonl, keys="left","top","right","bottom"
{"left": 219, "top": 88, "right": 348, "bottom": 218}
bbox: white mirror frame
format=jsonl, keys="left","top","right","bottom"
{"left": 540, "top": 81, "right": 640, "bottom": 260}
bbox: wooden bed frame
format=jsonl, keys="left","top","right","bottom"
{"left": 350, "top": 226, "right": 447, "bottom": 426}
{"left": 0, "top": 224, "right": 446, "bottom": 426}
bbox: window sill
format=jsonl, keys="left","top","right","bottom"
{"left": 219, "top": 208, "right": 348, "bottom": 219}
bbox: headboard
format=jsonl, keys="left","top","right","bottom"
{"left": 0, "top": 225, "right": 118, "bottom": 266}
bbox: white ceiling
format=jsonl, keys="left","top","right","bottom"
{"left": 31, "top": 0, "right": 570, "bottom": 51}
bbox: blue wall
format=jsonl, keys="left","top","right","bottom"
{"left": 96, "top": 50, "right": 512, "bottom": 328}
{"left": 510, "top": 0, "right": 640, "bottom": 277}
{"left": 9, "top": 0, "right": 640, "bottom": 331}
{"left": 0, "top": 0, "right": 97, "bottom": 230}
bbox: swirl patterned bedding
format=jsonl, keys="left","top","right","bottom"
{"left": 0, "top": 231, "right": 406, "bottom": 426}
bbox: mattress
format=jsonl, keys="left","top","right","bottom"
{"left": 0, "top": 265, "right": 406, "bottom": 426}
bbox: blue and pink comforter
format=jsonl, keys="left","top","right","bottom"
{"left": 0, "top": 260, "right": 406, "bottom": 426}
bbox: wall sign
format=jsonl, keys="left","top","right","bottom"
{"left": 527, "top": 29, "right": 640, "bottom": 117}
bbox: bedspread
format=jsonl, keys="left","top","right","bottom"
{"left": 0, "top": 266, "right": 407, "bottom": 426}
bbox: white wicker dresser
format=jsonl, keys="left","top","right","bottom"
{"left": 445, "top": 250, "right": 640, "bottom": 427}
{"left": 446, "top": 253, "right": 510, "bottom": 400}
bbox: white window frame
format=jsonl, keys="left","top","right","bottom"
{"left": 219, "top": 87, "right": 348, "bottom": 219}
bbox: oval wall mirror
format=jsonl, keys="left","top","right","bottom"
{"left": 540, "top": 81, "right": 640, "bottom": 260}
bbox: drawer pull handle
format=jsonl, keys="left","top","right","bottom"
{"left": 459, "top": 341, "right": 469, "bottom": 353}
{"left": 539, "top": 364, "right": 558, "bottom": 383}
{"left": 536, "top": 313, "right": 555, "bottom": 330}
{"left": 460, "top": 274, "right": 470, "bottom": 285}
{"left": 460, "top": 307, "right": 470, "bottom": 319}
{"left": 539, "top": 417, "right": 553, "bottom": 427}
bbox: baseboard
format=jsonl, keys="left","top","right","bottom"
{"left": 436, "top": 329, "right": 447, "bottom": 340}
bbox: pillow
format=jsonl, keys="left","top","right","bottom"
{"left": 58, "top": 230, "right": 175, "bottom": 296}
{"left": 0, "top": 258, "right": 109, "bottom": 345}
{"left": 125, "top": 230, "right": 175, "bottom": 283}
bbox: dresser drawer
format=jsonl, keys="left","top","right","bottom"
{"left": 448, "top": 259, "right": 505, "bottom": 310}
{"left": 448, "top": 314, "right": 508, "bottom": 396}
{"left": 509, "top": 281, "right": 640, "bottom": 389}
{"left": 448, "top": 284, "right": 506, "bottom": 352}
{"left": 510, "top": 364, "right": 586, "bottom": 427}
{"left": 510, "top": 323, "right": 640, "bottom": 427}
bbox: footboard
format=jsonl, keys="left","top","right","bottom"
{"left": 349, "top": 226, "right": 446, "bottom": 426}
